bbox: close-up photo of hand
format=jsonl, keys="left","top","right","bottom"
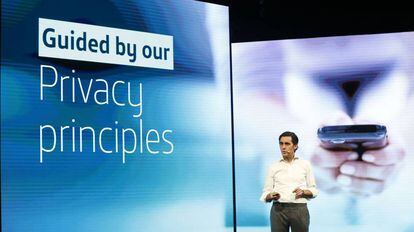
{"left": 311, "top": 112, "right": 406, "bottom": 196}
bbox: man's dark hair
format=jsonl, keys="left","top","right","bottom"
{"left": 279, "top": 131, "right": 299, "bottom": 145}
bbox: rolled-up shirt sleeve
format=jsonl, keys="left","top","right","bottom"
{"left": 260, "top": 166, "right": 274, "bottom": 202}
{"left": 303, "top": 161, "right": 318, "bottom": 198}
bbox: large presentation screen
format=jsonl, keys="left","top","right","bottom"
{"left": 1, "top": 1, "right": 232, "bottom": 231}
{"left": 232, "top": 32, "right": 414, "bottom": 231}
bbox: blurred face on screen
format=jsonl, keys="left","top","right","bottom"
{"left": 279, "top": 136, "right": 297, "bottom": 160}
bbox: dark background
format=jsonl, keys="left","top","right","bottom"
{"left": 200, "top": 1, "right": 414, "bottom": 43}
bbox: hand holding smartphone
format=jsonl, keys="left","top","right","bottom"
{"left": 312, "top": 122, "right": 404, "bottom": 196}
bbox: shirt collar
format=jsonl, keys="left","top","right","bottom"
{"left": 280, "top": 157, "right": 299, "bottom": 162}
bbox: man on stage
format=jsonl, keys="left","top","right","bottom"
{"left": 260, "top": 131, "right": 318, "bottom": 232}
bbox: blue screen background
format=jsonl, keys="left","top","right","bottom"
{"left": 1, "top": 1, "right": 233, "bottom": 231}
{"left": 232, "top": 33, "right": 414, "bottom": 232}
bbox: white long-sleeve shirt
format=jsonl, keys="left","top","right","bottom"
{"left": 260, "top": 157, "right": 318, "bottom": 203}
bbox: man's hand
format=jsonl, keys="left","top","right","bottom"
{"left": 293, "top": 188, "right": 311, "bottom": 199}
{"left": 266, "top": 192, "right": 280, "bottom": 202}
{"left": 293, "top": 188, "right": 304, "bottom": 199}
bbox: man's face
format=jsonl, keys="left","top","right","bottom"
{"left": 279, "top": 136, "right": 297, "bottom": 159}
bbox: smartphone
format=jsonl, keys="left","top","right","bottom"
{"left": 317, "top": 124, "right": 388, "bottom": 149}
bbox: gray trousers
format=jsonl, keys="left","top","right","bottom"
{"left": 270, "top": 202, "right": 310, "bottom": 232}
